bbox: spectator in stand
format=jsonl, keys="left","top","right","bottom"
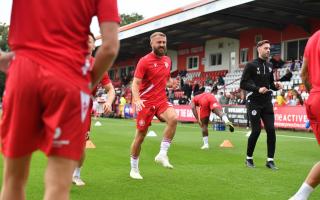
{"left": 290, "top": 58, "right": 297, "bottom": 71}
{"left": 113, "top": 95, "right": 120, "bottom": 117}
{"left": 178, "top": 94, "right": 189, "bottom": 105}
{"left": 218, "top": 75, "right": 225, "bottom": 86}
{"left": 278, "top": 68, "right": 293, "bottom": 82}
{"left": 288, "top": 94, "right": 299, "bottom": 106}
{"left": 179, "top": 75, "right": 184, "bottom": 89}
{"left": 291, "top": 89, "right": 304, "bottom": 105}
{"left": 204, "top": 83, "right": 213, "bottom": 93}
{"left": 270, "top": 55, "right": 285, "bottom": 69}
{"left": 168, "top": 89, "right": 175, "bottom": 103}
{"left": 229, "top": 93, "right": 237, "bottom": 104}
{"left": 219, "top": 92, "right": 229, "bottom": 105}
{"left": 297, "top": 55, "right": 303, "bottom": 70}
{"left": 286, "top": 90, "right": 293, "bottom": 101}
{"left": 183, "top": 81, "right": 193, "bottom": 100}
{"left": 119, "top": 95, "right": 127, "bottom": 118}
{"left": 237, "top": 90, "right": 246, "bottom": 105}
{"left": 193, "top": 81, "right": 200, "bottom": 95}
{"left": 276, "top": 91, "right": 287, "bottom": 106}
{"left": 198, "top": 83, "right": 205, "bottom": 94}
{"left": 215, "top": 91, "right": 223, "bottom": 101}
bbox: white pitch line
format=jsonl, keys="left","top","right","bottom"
{"left": 237, "top": 131, "right": 315, "bottom": 140}
{"left": 100, "top": 119, "right": 316, "bottom": 141}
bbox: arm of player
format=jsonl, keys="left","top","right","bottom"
{"left": 132, "top": 77, "right": 144, "bottom": 111}
{"left": 301, "top": 58, "right": 311, "bottom": 92}
{"left": 91, "top": 22, "right": 119, "bottom": 87}
{"left": 0, "top": 51, "right": 15, "bottom": 73}
{"left": 103, "top": 82, "right": 115, "bottom": 114}
{"left": 191, "top": 102, "right": 201, "bottom": 126}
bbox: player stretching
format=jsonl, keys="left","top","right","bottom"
{"left": 130, "top": 32, "right": 179, "bottom": 180}
{"left": 191, "top": 92, "right": 234, "bottom": 149}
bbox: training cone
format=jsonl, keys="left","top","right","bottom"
{"left": 147, "top": 130, "right": 157, "bottom": 137}
{"left": 94, "top": 121, "right": 102, "bottom": 126}
{"left": 220, "top": 140, "right": 234, "bottom": 148}
{"left": 86, "top": 140, "right": 96, "bottom": 149}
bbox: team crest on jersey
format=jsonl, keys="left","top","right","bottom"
{"left": 164, "top": 62, "right": 169, "bottom": 68}
{"left": 251, "top": 110, "right": 257, "bottom": 116}
{"left": 269, "top": 67, "right": 272, "bottom": 72}
{"left": 139, "top": 119, "right": 145, "bottom": 127}
{"left": 257, "top": 67, "right": 260, "bottom": 75}
{"left": 154, "top": 63, "right": 157, "bottom": 68}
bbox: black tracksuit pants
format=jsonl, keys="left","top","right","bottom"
{"left": 246, "top": 101, "right": 276, "bottom": 158}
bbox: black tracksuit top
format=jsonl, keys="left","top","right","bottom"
{"left": 240, "top": 58, "right": 278, "bottom": 103}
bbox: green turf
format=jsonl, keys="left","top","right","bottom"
{"left": 1, "top": 118, "right": 319, "bottom": 199}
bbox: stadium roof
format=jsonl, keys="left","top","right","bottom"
{"left": 98, "top": 0, "right": 320, "bottom": 60}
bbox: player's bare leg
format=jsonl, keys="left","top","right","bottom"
{"left": 200, "top": 118, "right": 209, "bottom": 149}
{"left": 73, "top": 151, "right": 86, "bottom": 186}
{"left": 213, "top": 108, "right": 234, "bottom": 132}
{"left": 0, "top": 155, "right": 32, "bottom": 200}
{"left": 130, "top": 129, "right": 148, "bottom": 179}
{"left": 44, "top": 156, "right": 77, "bottom": 200}
{"left": 305, "top": 162, "right": 320, "bottom": 188}
{"left": 290, "top": 162, "right": 320, "bottom": 200}
{"left": 155, "top": 107, "right": 177, "bottom": 169}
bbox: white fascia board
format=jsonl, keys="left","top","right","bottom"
{"left": 119, "top": 0, "right": 256, "bottom": 40}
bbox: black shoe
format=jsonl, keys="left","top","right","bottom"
{"left": 266, "top": 161, "right": 278, "bottom": 170}
{"left": 245, "top": 159, "right": 255, "bottom": 168}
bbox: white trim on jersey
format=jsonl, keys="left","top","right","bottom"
{"left": 246, "top": 91, "right": 253, "bottom": 100}
{"left": 139, "top": 84, "right": 154, "bottom": 97}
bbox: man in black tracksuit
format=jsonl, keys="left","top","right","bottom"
{"left": 240, "top": 40, "right": 282, "bottom": 170}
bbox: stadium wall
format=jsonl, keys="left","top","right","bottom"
{"left": 239, "top": 20, "right": 320, "bottom": 63}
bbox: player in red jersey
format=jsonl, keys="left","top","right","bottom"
{"left": 289, "top": 30, "right": 320, "bottom": 200}
{"left": 0, "top": 1, "right": 119, "bottom": 199}
{"left": 130, "top": 32, "right": 179, "bottom": 180}
{"left": 191, "top": 92, "right": 234, "bottom": 149}
{"left": 72, "top": 33, "right": 115, "bottom": 186}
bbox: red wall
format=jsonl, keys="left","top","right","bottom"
{"left": 177, "top": 44, "right": 205, "bottom": 72}
{"left": 239, "top": 28, "right": 282, "bottom": 62}
{"left": 239, "top": 21, "right": 320, "bottom": 62}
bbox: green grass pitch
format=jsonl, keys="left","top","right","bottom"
{"left": 0, "top": 118, "right": 319, "bottom": 200}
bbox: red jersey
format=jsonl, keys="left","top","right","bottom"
{"left": 304, "top": 30, "right": 320, "bottom": 92}
{"left": 89, "top": 57, "right": 111, "bottom": 95}
{"left": 192, "top": 93, "right": 220, "bottom": 110}
{"left": 9, "top": 0, "right": 119, "bottom": 92}
{"left": 134, "top": 52, "right": 171, "bottom": 106}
